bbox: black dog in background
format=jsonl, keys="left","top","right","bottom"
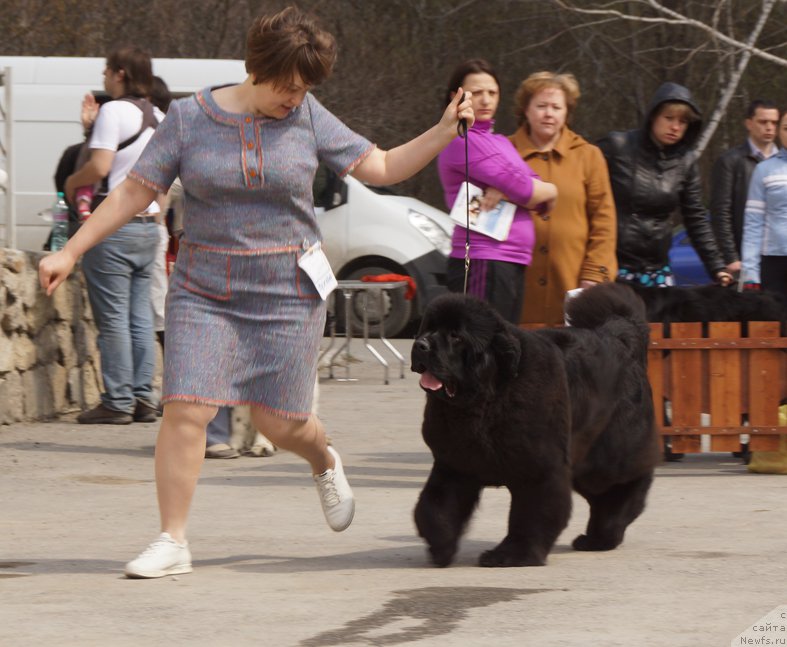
{"left": 622, "top": 282, "right": 785, "bottom": 329}
{"left": 411, "top": 283, "right": 660, "bottom": 568}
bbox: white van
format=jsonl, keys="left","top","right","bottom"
{"left": 0, "top": 56, "right": 454, "bottom": 336}
{"left": 316, "top": 166, "right": 453, "bottom": 336}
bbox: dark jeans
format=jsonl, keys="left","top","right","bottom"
{"left": 446, "top": 257, "right": 526, "bottom": 324}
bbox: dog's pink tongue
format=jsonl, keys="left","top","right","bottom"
{"left": 419, "top": 371, "right": 443, "bottom": 391}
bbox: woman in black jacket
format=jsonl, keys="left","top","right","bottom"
{"left": 598, "top": 82, "right": 732, "bottom": 287}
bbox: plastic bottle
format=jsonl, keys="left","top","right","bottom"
{"left": 50, "top": 192, "right": 69, "bottom": 251}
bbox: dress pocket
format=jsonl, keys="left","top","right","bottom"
{"left": 295, "top": 254, "right": 322, "bottom": 300}
{"left": 183, "top": 245, "right": 232, "bottom": 301}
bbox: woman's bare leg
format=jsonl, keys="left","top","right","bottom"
{"left": 249, "top": 408, "right": 332, "bottom": 473}
{"left": 155, "top": 401, "right": 218, "bottom": 543}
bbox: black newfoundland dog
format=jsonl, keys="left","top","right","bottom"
{"left": 411, "top": 282, "right": 661, "bottom": 568}
{"left": 622, "top": 281, "right": 785, "bottom": 328}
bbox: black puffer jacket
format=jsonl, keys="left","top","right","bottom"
{"left": 598, "top": 82, "right": 725, "bottom": 276}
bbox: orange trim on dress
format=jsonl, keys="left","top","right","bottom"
{"left": 181, "top": 240, "right": 304, "bottom": 256}
{"left": 128, "top": 170, "right": 167, "bottom": 195}
{"left": 162, "top": 394, "right": 312, "bottom": 420}
{"left": 339, "top": 143, "right": 377, "bottom": 178}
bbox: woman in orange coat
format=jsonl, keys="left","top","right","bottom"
{"left": 509, "top": 71, "right": 617, "bottom": 325}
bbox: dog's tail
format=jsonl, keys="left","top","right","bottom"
{"left": 565, "top": 283, "right": 650, "bottom": 358}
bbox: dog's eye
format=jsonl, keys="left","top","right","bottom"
{"left": 448, "top": 332, "right": 463, "bottom": 345}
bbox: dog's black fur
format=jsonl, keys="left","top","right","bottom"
{"left": 411, "top": 282, "right": 661, "bottom": 568}
{"left": 622, "top": 282, "right": 786, "bottom": 330}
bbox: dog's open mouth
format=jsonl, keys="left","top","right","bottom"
{"left": 419, "top": 371, "right": 456, "bottom": 398}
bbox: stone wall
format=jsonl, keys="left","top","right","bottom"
{"left": 0, "top": 248, "right": 102, "bottom": 423}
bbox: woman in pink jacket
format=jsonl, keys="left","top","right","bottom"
{"left": 438, "top": 59, "right": 557, "bottom": 323}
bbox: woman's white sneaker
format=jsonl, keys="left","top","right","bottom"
{"left": 124, "top": 532, "right": 193, "bottom": 579}
{"left": 313, "top": 446, "right": 355, "bottom": 531}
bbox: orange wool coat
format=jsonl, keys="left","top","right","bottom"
{"left": 510, "top": 126, "right": 618, "bottom": 325}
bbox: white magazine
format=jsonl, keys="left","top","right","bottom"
{"left": 449, "top": 182, "right": 516, "bottom": 242}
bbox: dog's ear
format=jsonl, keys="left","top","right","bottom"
{"left": 492, "top": 329, "right": 521, "bottom": 380}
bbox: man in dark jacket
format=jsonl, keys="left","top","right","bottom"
{"left": 709, "top": 99, "right": 780, "bottom": 275}
{"left": 598, "top": 82, "right": 732, "bottom": 288}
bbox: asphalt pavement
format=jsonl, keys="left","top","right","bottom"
{"left": 1, "top": 338, "right": 785, "bottom": 647}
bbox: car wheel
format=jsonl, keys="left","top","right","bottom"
{"left": 335, "top": 264, "right": 413, "bottom": 338}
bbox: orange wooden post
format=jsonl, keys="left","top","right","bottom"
{"left": 648, "top": 323, "right": 666, "bottom": 431}
{"left": 747, "top": 322, "right": 783, "bottom": 452}
{"left": 670, "top": 322, "right": 703, "bottom": 453}
{"left": 708, "top": 322, "right": 744, "bottom": 452}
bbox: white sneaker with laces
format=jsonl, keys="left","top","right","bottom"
{"left": 124, "top": 532, "right": 193, "bottom": 579}
{"left": 313, "top": 446, "right": 355, "bottom": 531}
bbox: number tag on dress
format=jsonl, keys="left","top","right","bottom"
{"left": 298, "top": 242, "right": 337, "bottom": 300}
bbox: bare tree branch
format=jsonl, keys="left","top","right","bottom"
{"left": 550, "top": 0, "right": 787, "bottom": 67}
{"left": 694, "top": 0, "right": 780, "bottom": 155}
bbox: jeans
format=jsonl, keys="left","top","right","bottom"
{"left": 206, "top": 407, "right": 232, "bottom": 446}
{"left": 82, "top": 220, "right": 159, "bottom": 413}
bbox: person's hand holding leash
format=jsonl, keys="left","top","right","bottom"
{"left": 715, "top": 270, "right": 734, "bottom": 287}
{"left": 441, "top": 87, "right": 474, "bottom": 135}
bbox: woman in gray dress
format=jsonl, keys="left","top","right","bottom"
{"left": 39, "top": 6, "right": 474, "bottom": 578}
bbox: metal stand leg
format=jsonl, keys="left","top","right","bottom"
{"left": 317, "top": 294, "right": 337, "bottom": 380}
{"left": 337, "top": 288, "right": 358, "bottom": 381}
{"left": 361, "top": 290, "right": 390, "bottom": 384}
{"left": 377, "top": 289, "right": 405, "bottom": 379}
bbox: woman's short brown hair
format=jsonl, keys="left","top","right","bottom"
{"left": 245, "top": 6, "right": 337, "bottom": 88}
{"left": 106, "top": 46, "right": 153, "bottom": 98}
{"left": 513, "top": 71, "right": 581, "bottom": 128}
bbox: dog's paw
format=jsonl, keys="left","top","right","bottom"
{"left": 427, "top": 544, "right": 456, "bottom": 568}
{"left": 478, "top": 547, "right": 546, "bottom": 568}
{"left": 571, "top": 534, "right": 620, "bottom": 552}
{"left": 241, "top": 431, "right": 277, "bottom": 457}
{"left": 243, "top": 444, "right": 277, "bottom": 458}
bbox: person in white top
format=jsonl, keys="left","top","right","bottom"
{"left": 64, "top": 46, "right": 163, "bottom": 425}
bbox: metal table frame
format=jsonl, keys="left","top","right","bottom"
{"left": 319, "top": 280, "right": 407, "bottom": 384}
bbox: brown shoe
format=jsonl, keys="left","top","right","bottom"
{"left": 77, "top": 404, "right": 133, "bottom": 425}
{"left": 133, "top": 399, "right": 158, "bottom": 423}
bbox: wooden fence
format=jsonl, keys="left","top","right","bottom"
{"left": 522, "top": 321, "right": 787, "bottom": 453}
{"left": 648, "top": 321, "right": 786, "bottom": 453}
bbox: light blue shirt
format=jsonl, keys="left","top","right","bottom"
{"left": 741, "top": 147, "right": 787, "bottom": 284}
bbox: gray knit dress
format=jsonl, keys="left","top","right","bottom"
{"left": 129, "top": 87, "right": 374, "bottom": 418}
